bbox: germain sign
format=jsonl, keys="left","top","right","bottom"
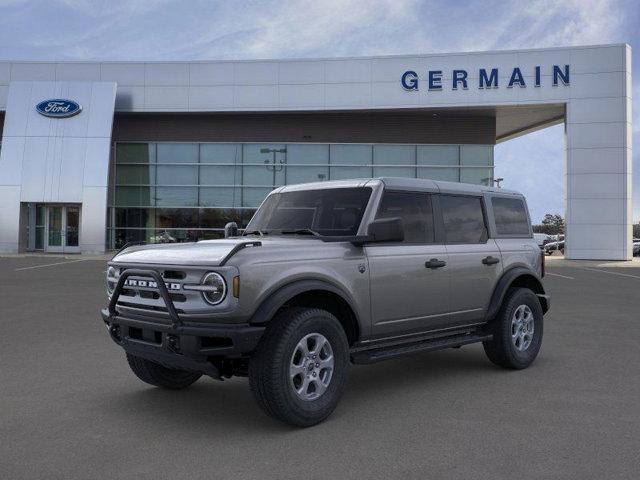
{"left": 401, "top": 65, "right": 570, "bottom": 91}
{"left": 36, "top": 99, "right": 82, "bottom": 118}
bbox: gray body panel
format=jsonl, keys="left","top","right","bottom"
{"left": 366, "top": 243, "right": 450, "bottom": 337}
{"left": 447, "top": 240, "right": 503, "bottom": 325}
{"left": 109, "top": 177, "right": 543, "bottom": 344}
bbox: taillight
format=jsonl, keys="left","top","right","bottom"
{"left": 540, "top": 250, "right": 545, "bottom": 278}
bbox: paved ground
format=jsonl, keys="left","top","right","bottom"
{"left": 1, "top": 256, "right": 639, "bottom": 479}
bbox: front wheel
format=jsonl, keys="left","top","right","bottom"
{"left": 249, "top": 307, "right": 349, "bottom": 427}
{"left": 483, "top": 288, "right": 544, "bottom": 369}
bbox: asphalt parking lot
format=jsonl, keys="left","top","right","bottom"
{"left": 1, "top": 256, "right": 639, "bottom": 479}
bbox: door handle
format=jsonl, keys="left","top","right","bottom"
{"left": 482, "top": 256, "right": 500, "bottom": 265}
{"left": 425, "top": 258, "right": 446, "bottom": 269}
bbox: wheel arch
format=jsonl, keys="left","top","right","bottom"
{"left": 249, "top": 280, "right": 361, "bottom": 345}
{"left": 485, "top": 267, "right": 548, "bottom": 321}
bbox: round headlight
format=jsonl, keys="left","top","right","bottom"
{"left": 106, "top": 266, "right": 117, "bottom": 295}
{"left": 201, "top": 272, "right": 227, "bottom": 305}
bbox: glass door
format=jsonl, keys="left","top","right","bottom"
{"left": 64, "top": 206, "right": 80, "bottom": 253}
{"left": 46, "top": 206, "right": 64, "bottom": 253}
{"left": 45, "top": 205, "right": 81, "bottom": 253}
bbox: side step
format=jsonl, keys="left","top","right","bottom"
{"left": 350, "top": 332, "right": 492, "bottom": 365}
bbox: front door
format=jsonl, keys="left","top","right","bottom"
{"left": 45, "top": 205, "right": 81, "bottom": 253}
{"left": 366, "top": 191, "right": 450, "bottom": 339}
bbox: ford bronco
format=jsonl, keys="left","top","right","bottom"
{"left": 102, "top": 178, "right": 549, "bottom": 426}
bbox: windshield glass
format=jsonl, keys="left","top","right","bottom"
{"left": 245, "top": 187, "right": 372, "bottom": 237}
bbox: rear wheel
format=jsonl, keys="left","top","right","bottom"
{"left": 483, "top": 288, "right": 543, "bottom": 369}
{"left": 126, "top": 353, "right": 202, "bottom": 389}
{"left": 249, "top": 307, "right": 349, "bottom": 427}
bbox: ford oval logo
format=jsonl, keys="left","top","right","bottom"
{"left": 36, "top": 99, "right": 82, "bottom": 118}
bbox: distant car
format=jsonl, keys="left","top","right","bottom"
{"left": 533, "top": 233, "right": 551, "bottom": 249}
{"left": 149, "top": 230, "right": 177, "bottom": 244}
{"left": 544, "top": 240, "right": 564, "bottom": 255}
{"left": 633, "top": 239, "right": 640, "bottom": 256}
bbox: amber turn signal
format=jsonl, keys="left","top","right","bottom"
{"left": 233, "top": 276, "right": 240, "bottom": 298}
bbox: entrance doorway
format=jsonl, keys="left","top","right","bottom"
{"left": 28, "top": 204, "right": 81, "bottom": 253}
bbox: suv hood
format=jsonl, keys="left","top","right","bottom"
{"left": 111, "top": 236, "right": 328, "bottom": 266}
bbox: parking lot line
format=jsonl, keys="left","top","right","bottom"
{"left": 579, "top": 267, "right": 640, "bottom": 280}
{"left": 545, "top": 272, "right": 575, "bottom": 280}
{"left": 14, "top": 259, "right": 88, "bottom": 271}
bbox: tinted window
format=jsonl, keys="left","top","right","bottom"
{"left": 376, "top": 191, "right": 435, "bottom": 243}
{"left": 245, "top": 187, "right": 372, "bottom": 236}
{"left": 492, "top": 197, "right": 530, "bottom": 236}
{"left": 441, "top": 195, "right": 487, "bottom": 244}
{"left": 491, "top": 198, "right": 531, "bottom": 237}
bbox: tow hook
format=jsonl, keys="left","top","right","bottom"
{"left": 167, "top": 334, "right": 181, "bottom": 353}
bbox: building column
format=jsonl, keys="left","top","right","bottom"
{"left": 564, "top": 45, "right": 632, "bottom": 260}
{"left": 0, "top": 187, "right": 21, "bottom": 253}
{"left": 79, "top": 187, "right": 108, "bottom": 254}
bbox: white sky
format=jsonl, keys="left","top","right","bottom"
{"left": 0, "top": 0, "right": 637, "bottom": 223}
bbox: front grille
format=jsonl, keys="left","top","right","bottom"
{"left": 164, "top": 270, "right": 186, "bottom": 280}
{"left": 117, "top": 300, "right": 185, "bottom": 314}
{"left": 169, "top": 293, "right": 187, "bottom": 303}
{"left": 139, "top": 290, "right": 159, "bottom": 300}
{"left": 111, "top": 266, "right": 214, "bottom": 313}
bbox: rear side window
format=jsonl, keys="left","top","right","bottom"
{"left": 376, "top": 191, "right": 435, "bottom": 243}
{"left": 492, "top": 197, "right": 530, "bottom": 236}
{"left": 440, "top": 195, "right": 487, "bottom": 244}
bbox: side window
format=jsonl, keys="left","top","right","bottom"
{"left": 376, "top": 191, "right": 435, "bottom": 243}
{"left": 440, "top": 195, "right": 487, "bottom": 244}
{"left": 492, "top": 197, "right": 531, "bottom": 236}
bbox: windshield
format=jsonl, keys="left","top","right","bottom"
{"left": 245, "top": 187, "right": 372, "bottom": 237}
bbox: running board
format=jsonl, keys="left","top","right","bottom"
{"left": 350, "top": 333, "right": 492, "bottom": 365}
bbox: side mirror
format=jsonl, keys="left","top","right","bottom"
{"left": 366, "top": 217, "right": 404, "bottom": 243}
{"left": 224, "top": 222, "right": 239, "bottom": 238}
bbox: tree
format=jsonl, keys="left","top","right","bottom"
{"left": 533, "top": 214, "right": 565, "bottom": 235}
{"left": 633, "top": 223, "right": 640, "bottom": 239}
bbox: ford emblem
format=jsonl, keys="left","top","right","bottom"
{"left": 36, "top": 99, "right": 82, "bottom": 118}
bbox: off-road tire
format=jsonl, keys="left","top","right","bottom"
{"left": 126, "top": 353, "right": 202, "bottom": 389}
{"left": 249, "top": 307, "right": 349, "bottom": 427}
{"left": 483, "top": 287, "right": 543, "bottom": 369}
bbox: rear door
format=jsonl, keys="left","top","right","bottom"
{"left": 440, "top": 194, "right": 503, "bottom": 325}
{"left": 489, "top": 194, "right": 540, "bottom": 275}
{"left": 366, "top": 190, "right": 450, "bottom": 338}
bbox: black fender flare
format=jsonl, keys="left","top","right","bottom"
{"left": 249, "top": 279, "right": 360, "bottom": 326}
{"left": 485, "top": 267, "right": 548, "bottom": 321}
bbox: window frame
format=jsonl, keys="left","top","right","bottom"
{"left": 439, "top": 193, "right": 489, "bottom": 245}
{"left": 487, "top": 194, "right": 533, "bottom": 239}
{"left": 372, "top": 189, "right": 443, "bottom": 245}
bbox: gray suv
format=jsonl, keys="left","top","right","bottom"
{"left": 102, "top": 178, "right": 549, "bottom": 426}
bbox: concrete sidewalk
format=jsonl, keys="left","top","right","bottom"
{"left": 545, "top": 255, "right": 640, "bottom": 268}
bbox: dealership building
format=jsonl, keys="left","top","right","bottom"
{"left": 0, "top": 44, "right": 633, "bottom": 259}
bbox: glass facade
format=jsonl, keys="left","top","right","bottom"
{"left": 109, "top": 142, "right": 493, "bottom": 249}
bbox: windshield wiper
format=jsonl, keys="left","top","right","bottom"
{"left": 243, "top": 229, "right": 267, "bottom": 236}
{"left": 279, "top": 228, "right": 322, "bottom": 238}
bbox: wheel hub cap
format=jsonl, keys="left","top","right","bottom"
{"left": 511, "top": 304, "right": 534, "bottom": 351}
{"left": 290, "top": 333, "right": 334, "bottom": 401}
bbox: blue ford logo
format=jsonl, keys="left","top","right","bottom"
{"left": 36, "top": 99, "right": 82, "bottom": 118}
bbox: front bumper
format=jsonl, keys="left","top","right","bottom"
{"left": 101, "top": 309, "right": 265, "bottom": 378}
{"left": 102, "top": 267, "right": 264, "bottom": 378}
